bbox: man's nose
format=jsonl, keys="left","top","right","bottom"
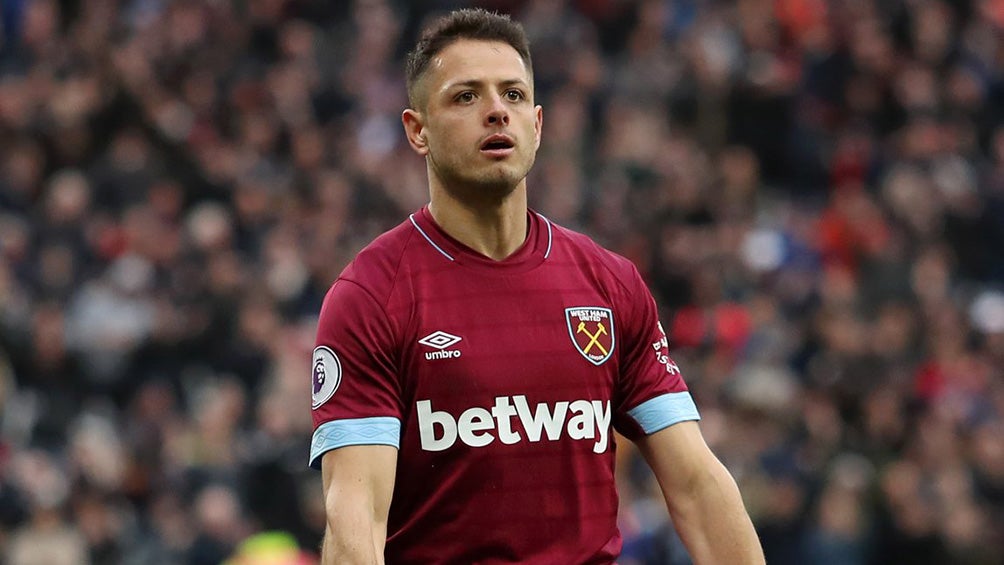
{"left": 485, "top": 96, "right": 510, "bottom": 127}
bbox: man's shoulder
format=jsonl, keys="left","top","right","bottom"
{"left": 334, "top": 217, "right": 418, "bottom": 298}
{"left": 549, "top": 220, "right": 639, "bottom": 279}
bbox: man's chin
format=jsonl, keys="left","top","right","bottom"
{"left": 476, "top": 169, "right": 527, "bottom": 194}
{"left": 454, "top": 166, "right": 525, "bottom": 194}
{"left": 433, "top": 159, "right": 532, "bottom": 201}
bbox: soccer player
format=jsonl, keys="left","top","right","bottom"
{"left": 310, "top": 9, "right": 764, "bottom": 564}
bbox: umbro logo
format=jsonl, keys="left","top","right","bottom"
{"left": 419, "top": 331, "right": 462, "bottom": 349}
{"left": 419, "top": 331, "right": 462, "bottom": 360}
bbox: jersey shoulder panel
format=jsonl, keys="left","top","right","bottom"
{"left": 549, "top": 223, "right": 639, "bottom": 294}
{"left": 336, "top": 217, "right": 419, "bottom": 308}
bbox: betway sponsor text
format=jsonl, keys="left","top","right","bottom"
{"left": 417, "top": 395, "right": 611, "bottom": 454}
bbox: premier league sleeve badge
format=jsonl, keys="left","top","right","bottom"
{"left": 311, "top": 346, "right": 342, "bottom": 409}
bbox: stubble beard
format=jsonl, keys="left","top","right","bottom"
{"left": 429, "top": 149, "right": 536, "bottom": 204}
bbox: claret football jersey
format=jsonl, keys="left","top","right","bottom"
{"left": 310, "top": 206, "right": 699, "bottom": 564}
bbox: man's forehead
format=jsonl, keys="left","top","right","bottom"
{"left": 428, "top": 39, "right": 530, "bottom": 85}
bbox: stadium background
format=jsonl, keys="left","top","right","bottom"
{"left": 0, "top": 0, "right": 1002, "bottom": 563}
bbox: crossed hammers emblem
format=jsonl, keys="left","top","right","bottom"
{"left": 576, "top": 321, "right": 609, "bottom": 356}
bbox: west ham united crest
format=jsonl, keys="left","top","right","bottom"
{"left": 311, "top": 346, "right": 342, "bottom": 409}
{"left": 566, "top": 307, "right": 615, "bottom": 366}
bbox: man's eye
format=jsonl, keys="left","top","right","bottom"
{"left": 505, "top": 90, "right": 524, "bottom": 101}
{"left": 456, "top": 92, "right": 475, "bottom": 103}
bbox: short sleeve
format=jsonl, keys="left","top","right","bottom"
{"left": 309, "top": 279, "right": 402, "bottom": 469}
{"left": 613, "top": 265, "right": 700, "bottom": 440}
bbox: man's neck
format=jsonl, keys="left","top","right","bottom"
{"left": 427, "top": 184, "right": 529, "bottom": 261}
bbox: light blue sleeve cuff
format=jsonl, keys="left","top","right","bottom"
{"left": 309, "top": 417, "right": 401, "bottom": 469}
{"left": 626, "top": 392, "right": 701, "bottom": 435}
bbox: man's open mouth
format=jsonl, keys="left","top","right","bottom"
{"left": 481, "top": 135, "right": 515, "bottom": 152}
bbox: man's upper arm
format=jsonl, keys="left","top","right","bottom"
{"left": 634, "top": 420, "right": 718, "bottom": 495}
{"left": 634, "top": 420, "right": 765, "bottom": 565}
{"left": 310, "top": 278, "right": 402, "bottom": 469}
{"left": 612, "top": 263, "right": 700, "bottom": 438}
{"left": 320, "top": 444, "right": 397, "bottom": 562}
{"left": 321, "top": 445, "right": 398, "bottom": 519}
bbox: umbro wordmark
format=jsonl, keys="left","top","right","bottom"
{"left": 419, "top": 330, "right": 463, "bottom": 360}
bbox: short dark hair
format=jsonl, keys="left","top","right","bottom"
{"left": 405, "top": 9, "right": 533, "bottom": 109}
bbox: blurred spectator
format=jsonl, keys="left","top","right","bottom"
{"left": 5, "top": 450, "right": 88, "bottom": 565}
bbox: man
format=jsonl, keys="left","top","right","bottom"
{"left": 310, "top": 9, "right": 764, "bottom": 564}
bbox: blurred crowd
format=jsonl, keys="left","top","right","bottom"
{"left": 0, "top": 0, "right": 1001, "bottom": 564}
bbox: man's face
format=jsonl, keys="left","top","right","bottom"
{"left": 406, "top": 39, "right": 542, "bottom": 198}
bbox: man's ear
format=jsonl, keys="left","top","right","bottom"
{"left": 402, "top": 109, "right": 429, "bottom": 156}
{"left": 534, "top": 104, "right": 543, "bottom": 150}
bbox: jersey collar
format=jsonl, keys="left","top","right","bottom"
{"left": 410, "top": 205, "right": 552, "bottom": 273}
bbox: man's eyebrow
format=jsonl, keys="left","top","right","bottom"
{"left": 443, "top": 78, "right": 530, "bottom": 90}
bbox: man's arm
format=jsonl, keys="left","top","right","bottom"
{"left": 320, "top": 445, "right": 397, "bottom": 565}
{"left": 635, "top": 420, "right": 764, "bottom": 564}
